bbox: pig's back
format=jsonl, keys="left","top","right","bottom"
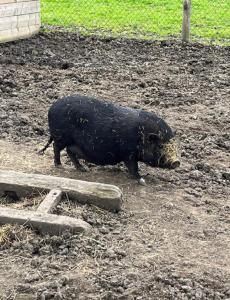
{"left": 48, "top": 95, "right": 140, "bottom": 164}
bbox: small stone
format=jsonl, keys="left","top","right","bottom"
{"left": 25, "top": 274, "right": 40, "bottom": 283}
{"left": 191, "top": 115, "right": 197, "bottom": 120}
{"left": 58, "top": 245, "right": 65, "bottom": 250}
{"left": 181, "top": 285, "right": 192, "bottom": 293}
{"left": 222, "top": 172, "right": 230, "bottom": 180}
{"left": 60, "top": 275, "right": 69, "bottom": 286}
{"left": 38, "top": 74, "right": 44, "bottom": 80}
{"left": 31, "top": 258, "right": 40, "bottom": 267}
{"left": 117, "top": 286, "right": 124, "bottom": 293}
{"left": 0, "top": 114, "right": 8, "bottom": 120}
{"left": 40, "top": 245, "right": 52, "bottom": 255}
{"left": 17, "top": 283, "right": 33, "bottom": 293}
{"left": 112, "top": 230, "right": 121, "bottom": 235}
{"left": 54, "top": 292, "right": 63, "bottom": 300}
{"left": 171, "top": 273, "right": 180, "bottom": 279}
{"left": 126, "top": 272, "right": 138, "bottom": 280}
{"left": 59, "top": 248, "right": 69, "bottom": 255}
{"left": 139, "top": 81, "right": 147, "bottom": 88}
{"left": 15, "top": 294, "right": 37, "bottom": 300}
{"left": 195, "top": 162, "right": 211, "bottom": 173}
{"left": 195, "top": 288, "right": 203, "bottom": 299}
{"left": 190, "top": 170, "right": 202, "bottom": 180}
{"left": 163, "top": 278, "right": 171, "bottom": 285}
{"left": 106, "top": 249, "right": 116, "bottom": 258}
{"left": 20, "top": 115, "right": 30, "bottom": 125}
{"left": 40, "top": 291, "right": 50, "bottom": 300}
{"left": 100, "top": 226, "right": 109, "bottom": 234}
{"left": 123, "top": 278, "right": 130, "bottom": 288}
{"left": 155, "top": 274, "right": 163, "bottom": 281}
{"left": 163, "top": 202, "right": 174, "bottom": 209}
{"left": 110, "top": 277, "right": 119, "bottom": 287}
{"left": 116, "top": 249, "right": 126, "bottom": 257}
{"left": 213, "top": 293, "right": 221, "bottom": 300}
{"left": 178, "top": 278, "right": 192, "bottom": 286}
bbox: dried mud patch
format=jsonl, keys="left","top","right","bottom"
{"left": 0, "top": 32, "right": 230, "bottom": 299}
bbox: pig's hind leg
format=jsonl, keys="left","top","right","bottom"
{"left": 53, "top": 140, "right": 65, "bottom": 168}
{"left": 66, "top": 145, "right": 88, "bottom": 172}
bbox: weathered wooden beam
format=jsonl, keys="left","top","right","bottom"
{"left": 0, "top": 206, "right": 91, "bottom": 235}
{"left": 0, "top": 171, "right": 122, "bottom": 212}
{"left": 37, "top": 189, "right": 62, "bottom": 213}
{"left": 182, "top": 0, "right": 191, "bottom": 42}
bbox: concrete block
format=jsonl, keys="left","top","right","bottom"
{"left": 0, "top": 1, "right": 39, "bottom": 18}
{"left": 0, "top": 15, "right": 17, "bottom": 30}
{"left": 0, "top": 0, "right": 16, "bottom": 4}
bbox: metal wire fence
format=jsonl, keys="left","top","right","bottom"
{"left": 41, "top": 0, "right": 230, "bottom": 43}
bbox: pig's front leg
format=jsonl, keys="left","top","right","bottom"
{"left": 124, "top": 159, "right": 146, "bottom": 186}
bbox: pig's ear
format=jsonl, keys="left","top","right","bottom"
{"left": 147, "top": 133, "right": 160, "bottom": 143}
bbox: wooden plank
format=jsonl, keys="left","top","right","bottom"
{"left": 0, "top": 171, "right": 122, "bottom": 212}
{"left": 37, "top": 189, "right": 63, "bottom": 213}
{"left": 182, "top": 0, "right": 191, "bottom": 42}
{"left": 0, "top": 206, "right": 91, "bottom": 235}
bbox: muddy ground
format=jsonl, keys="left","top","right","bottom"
{"left": 0, "top": 32, "right": 229, "bottom": 300}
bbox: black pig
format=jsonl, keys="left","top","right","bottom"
{"left": 40, "top": 95, "right": 180, "bottom": 185}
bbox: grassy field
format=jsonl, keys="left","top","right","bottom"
{"left": 41, "top": 0, "right": 230, "bottom": 42}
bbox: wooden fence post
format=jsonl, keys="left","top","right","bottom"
{"left": 182, "top": 0, "right": 191, "bottom": 42}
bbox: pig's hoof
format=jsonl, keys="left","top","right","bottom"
{"left": 138, "top": 178, "right": 146, "bottom": 186}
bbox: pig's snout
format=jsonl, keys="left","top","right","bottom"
{"left": 168, "top": 160, "right": 180, "bottom": 169}
{"left": 161, "top": 139, "right": 180, "bottom": 169}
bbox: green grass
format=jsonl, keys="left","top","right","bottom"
{"left": 41, "top": 0, "right": 230, "bottom": 42}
